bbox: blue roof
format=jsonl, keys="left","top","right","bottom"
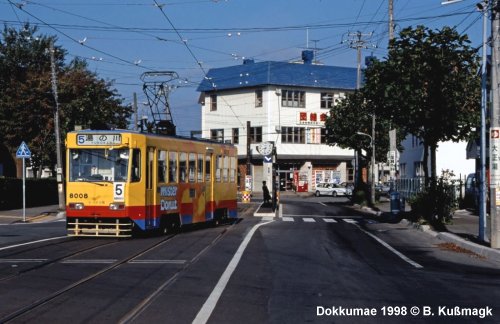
{"left": 197, "top": 61, "right": 358, "bottom": 92}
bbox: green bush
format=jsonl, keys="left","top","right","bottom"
{"left": 352, "top": 182, "right": 370, "bottom": 206}
{"left": 408, "top": 170, "right": 458, "bottom": 229}
{"left": 0, "top": 177, "right": 58, "bottom": 210}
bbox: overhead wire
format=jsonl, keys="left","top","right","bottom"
{"left": 6, "top": 0, "right": 157, "bottom": 71}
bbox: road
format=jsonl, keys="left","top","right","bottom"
{"left": 0, "top": 196, "right": 499, "bottom": 323}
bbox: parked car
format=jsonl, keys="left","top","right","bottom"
{"left": 315, "top": 183, "right": 351, "bottom": 197}
{"left": 341, "top": 182, "right": 355, "bottom": 191}
{"left": 375, "top": 183, "right": 391, "bottom": 194}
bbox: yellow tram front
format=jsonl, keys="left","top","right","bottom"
{"left": 65, "top": 130, "right": 239, "bottom": 237}
{"left": 65, "top": 131, "right": 143, "bottom": 237}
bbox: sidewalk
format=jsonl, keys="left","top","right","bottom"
{"left": 0, "top": 205, "right": 65, "bottom": 224}
{"left": 357, "top": 199, "right": 500, "bottom": 262}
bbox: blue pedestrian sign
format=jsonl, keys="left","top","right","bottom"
{"left": 16, "top": 141, "right": 31, "bottom": 159}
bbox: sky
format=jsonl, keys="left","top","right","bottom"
{"left": 0, "top": 0, "right": 486, "bottom": 136}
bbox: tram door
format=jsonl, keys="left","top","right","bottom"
{"left": 145, "top": 147, "right": 155, "bottom": 228}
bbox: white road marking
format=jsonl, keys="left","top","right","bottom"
{"left": 128, "top": 259, "right": 186, "bottom": 265}
{"left": 0, "top": 236, "right": 67, "bottom": 252}
{"left": 192, "top": 219, "right": 274, "bottom": 324}
{"left": 351, "top": 223, "right": 424, "bottom": 269}
{"left": 61, "top": 259, "right": 117, "bottom": 264}
{"left": 302, "top": 218, "right": 316, "bottom": 223}
{"left": 282, "top": 217, "right": 294, "bottom": 222}
{"left": 343, "top": 219, "right": 358, "bottom": 224}
{"left": 323, "top": 218, "right": 338, "bottom": 223}
{"left": 318, "top": 202, "right": 328, "bottom": 207}
{"left": 283, "top": 214, "right": 362, "bottom": 219}
{"left": 0, "top": 259, "right": 47, "bottom": 263}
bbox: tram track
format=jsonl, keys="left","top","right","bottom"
{"left": 119, "top": 219, "right": 241, "bottom": 323}
{"left": 0, "top": 238, "right": 121, "bottom": 283}
{"left": 0, "top": 217, "right": 244, "bottom": 323}
{"left": 0, "top": 233, "right": 178, "bottom": 323}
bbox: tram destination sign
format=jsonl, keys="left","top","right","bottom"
{"left": 77, "top": 134, "right": 122, "bottom": 146}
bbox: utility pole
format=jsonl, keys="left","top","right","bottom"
{"left": 388, "top": 0, "right": 394, "bottom": 41}
{"left": 479, "top": 1, "right": 488, "bottom": 242}
{"left": 133, "top": 92, "right": 138, "bottom": 131}
{"left": 346, "top": 31, "right": 376, "bottom": 203}
{"left": 50, "top": 42, "right": 65, "bottom": 211}
{"left": 246, "top": 121, "right": 251, "bottom": 176}
{"left": 346, "top": 31, "right": 373, "bottom": 90}
{"left": 491, "top": 1, "right": 500, "bottom": 248}
{"left": 388, "top": 0, "right": 398, "bottom": 188}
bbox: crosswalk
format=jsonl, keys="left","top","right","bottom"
{"left": 278, "top": 216, "right": 362, "bottom": 224}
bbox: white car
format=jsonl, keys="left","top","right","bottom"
{"left": 315, "top": 183, "right": 351, "bottom": 197}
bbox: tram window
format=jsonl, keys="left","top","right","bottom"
{"left": 205, "top": 155, "right": 211, "bottom": 182}
{"left": 197, "top": 154, "right": 204, "bottom": 182}
{"left": 189, "top": 153, "right": 196, "bottom": 183}
{"left": 131, "top": 149, "right": 141, "bottom": 182}
{"left": 230, "top": 156, "right": 236, "bottom": 183}
{"left": 223, "top": 155, "right": 229, "bottom": 182}
{"left": 215, "top": 155, "right": 222, "bottom": 182}
{"left": 158, "top": 150, "right": 167, "bottom": 183}
{"left": 179, "top": 152, "right": 188, "bottom": 183}
{"left": 168, "top": 152, "right": 177, "bottom": 183}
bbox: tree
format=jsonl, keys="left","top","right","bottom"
{"left": 378, "top": 26, "right": 480, "bottom": 184}
{"left": 0, "top": 24, "right": 60, "bottom": 177}
{"left": 0, "top": 24, "right": 132, "bottom": 176}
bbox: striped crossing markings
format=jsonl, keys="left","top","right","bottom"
{"left": 278, "top": 216, "right": 362, "bottom": 224}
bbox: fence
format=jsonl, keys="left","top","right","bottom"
{"left": 395, "top": 176, "right": 465, "bottom": 202}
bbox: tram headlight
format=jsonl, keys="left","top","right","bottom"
{"left": 69, "top": 203, "right": 85, "bottom": 210}
{"left": 109, "top": 203, "right": 125, "bottom": 210}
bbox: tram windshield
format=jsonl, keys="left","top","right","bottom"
{"left": 69, "top": 149, "right": 129, "bottom": 182}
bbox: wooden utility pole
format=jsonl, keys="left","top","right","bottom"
{"left": 50, "top": 42, "right": 65, "bottom": 210}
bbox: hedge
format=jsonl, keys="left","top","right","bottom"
{"left": 0, "top": 177, "right": 58, "bottom": 210}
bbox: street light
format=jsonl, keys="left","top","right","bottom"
{"left": 356, "top": 131, "right": 375, "bottom": 204}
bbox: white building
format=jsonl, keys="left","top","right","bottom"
{"left": 197, "top": 51, "right": 358, "bottom": 192}
{"left": 398, "top": 134, "right": 474, "bottom": 179}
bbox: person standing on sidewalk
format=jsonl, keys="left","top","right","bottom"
{"left": 262, "top": 181, "right": 271, "bottom": 205}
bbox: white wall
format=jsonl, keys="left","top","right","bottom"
{"left": 201, "top": 87, "right": 354, "bottom": 160}
{"left": 399, "top": 134, "right": 474, "bottom": 178}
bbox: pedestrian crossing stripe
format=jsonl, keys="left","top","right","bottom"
{"left": 277, "top": 217, "right": 356, "bottom": 224}
{"left": 16, "top": 141, "right": 31, "bottom": 158}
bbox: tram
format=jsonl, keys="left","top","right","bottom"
{"left": 65, "top": 130, "right": 238, "bottom": 237}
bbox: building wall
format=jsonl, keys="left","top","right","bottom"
{"left": 201, "top": 85, "right": 355, "bottom": 192}
{"left": 202, "top": 87, "right": 354, "bottom": 160}
{"left": 399, "top": 135, "right": 474, "bottom": 178}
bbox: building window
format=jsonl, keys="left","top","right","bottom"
{"left": 210, "top": 129, "right": 224, "bottom": 142}
{"left": 400, "top": 163, "right": 406, "bottom": 178}
{"left": 281, "top": 89, "right": 305, "bottom": 108}
{"left": 321, "top": 128, "right": 328, "bottom": 144}
{"left": 210, "top": 94, "right": 217, "bottom": 111}
{"left": 232, "top": 128, "right": 239, "bottom": 144}
{"left": 281, "top": 127, "right": 306, "bottom": 143}
{"left": 250, "top": 127, "right": 262, "bottom": 143}
{"left": 320, "top": 92, "right": 335, "bottom": 109}
{"left": 255, "top": 89, "right": 263, "bottom": 107}
{"left": 414, "top": 162, "right": 424, "bottom": 177}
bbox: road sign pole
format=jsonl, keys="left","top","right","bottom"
{"left": 22, "top": 157, "right": 26, "bottom": 222}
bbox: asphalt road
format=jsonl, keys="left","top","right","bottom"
{"left": 0, "top": 197, "right": 499, "bottom": 323}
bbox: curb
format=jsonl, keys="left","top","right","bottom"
{"left": 352, "top": 204, "right": 500, "bottom": 263}
{"left": 254, "top": 202, "right": 277, "bottom": 217}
